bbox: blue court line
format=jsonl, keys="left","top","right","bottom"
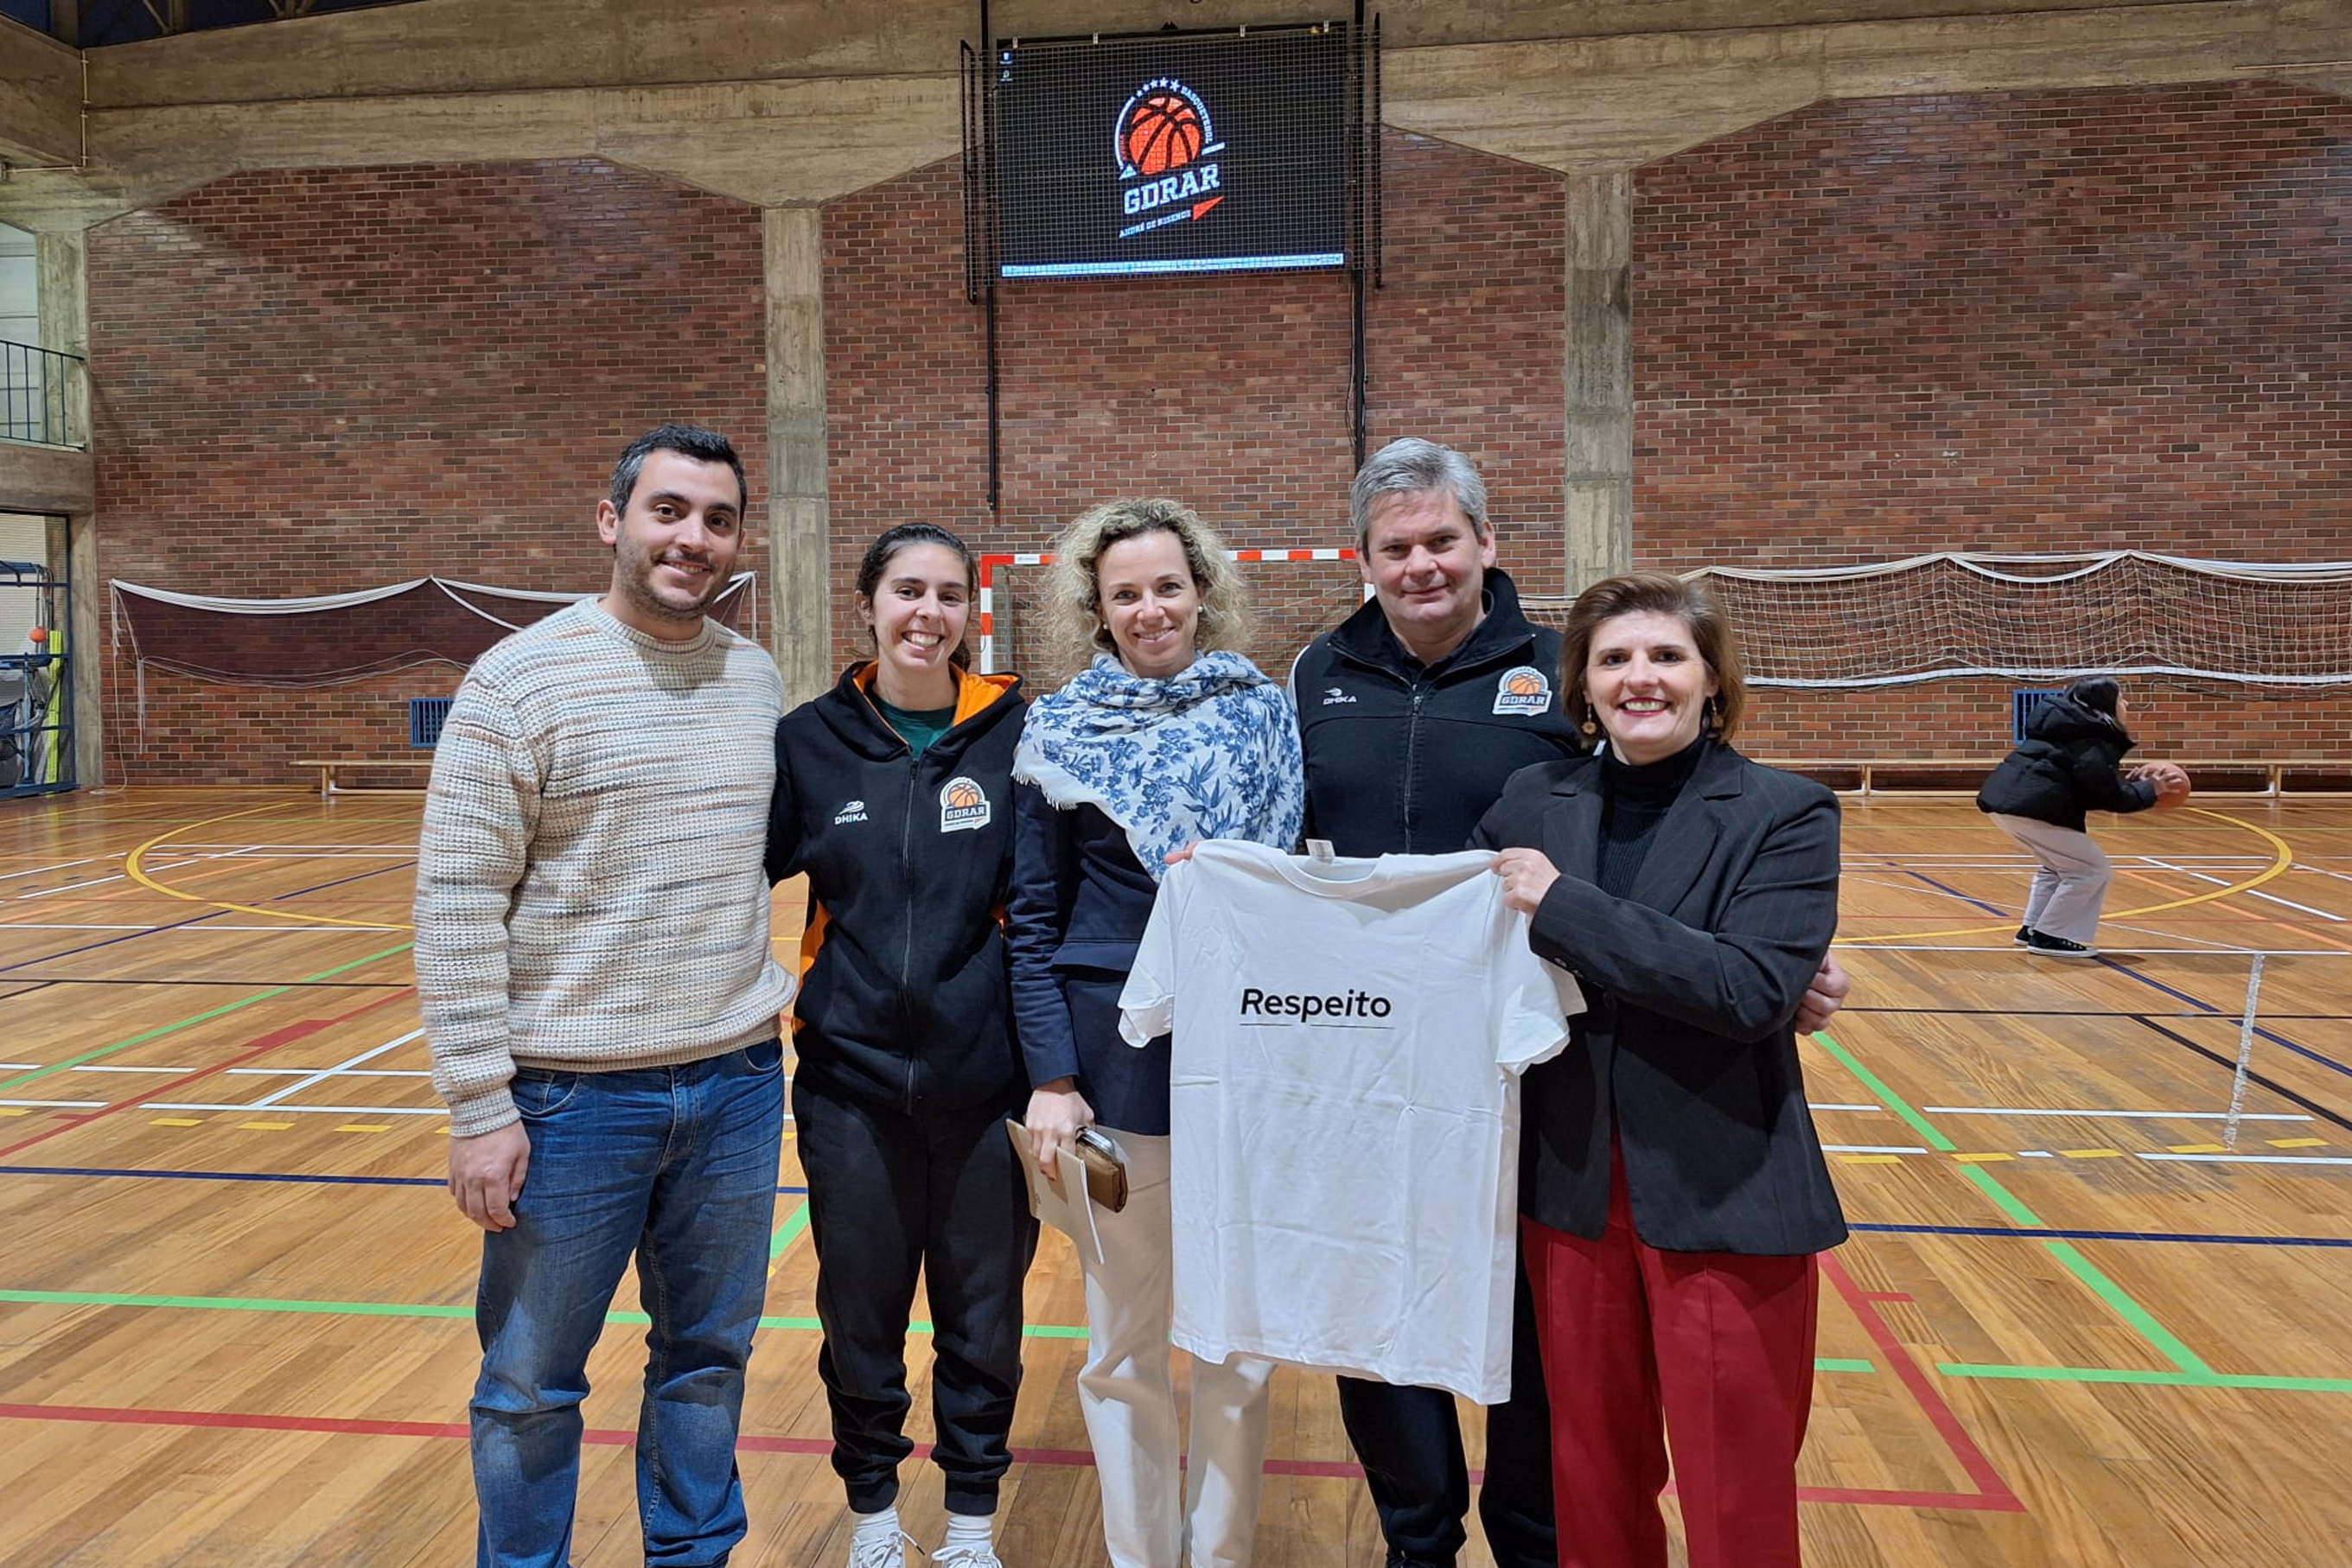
{"left": 0, "top": 1163, "right": 811, "bottom": 1195}
{"left": 1881, "top": 859, "right": 2352, "bottom": 1080}
{"left": 0, "top": 906, "right": 230, "bottom": 975}
{"left": 2134, "top": 1016, "right": 2352, "bottom": 1134}
{"left": 1891, "top": 869, "right": 2011, "bottom": 919}
{"left": 2106, "top": 962, "right": 2352, "bottom": 1080}
{"left": 1, "top": 858, "right": 417, "bottom": 977}
{"left": 1853, "top": 1221, "right": 2352, "bottom": 1249}
{"left": 269, "top": 861, "right": 414, "bottom": 900}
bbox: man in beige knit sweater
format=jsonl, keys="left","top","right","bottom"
{"left": 416, "top": 424, "right": 795, "bottom": 1568}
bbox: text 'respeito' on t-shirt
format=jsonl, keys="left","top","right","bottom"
{"left": 1119, "top": 840, "right": 1583, "bottom": 1402}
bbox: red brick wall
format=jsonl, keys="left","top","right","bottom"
{"left": 87, "top": 159, "right": 766, "bottom": 784}
{"left": 823, "top": 130, "right": 1566, "bottom": 679}
{"left": 1634, "top": 82, "right": 2352, "bottom": 761}
{"left": 83, "top": 85, "right": 2349, "bottom": 782}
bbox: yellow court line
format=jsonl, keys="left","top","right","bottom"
{"left": 124, "top": 798, "right": 417, "bottom": 932}
{"left": 1844, "top": 806, "right": 2295, "bottom": 944}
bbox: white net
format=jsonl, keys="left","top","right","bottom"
{"left": 1522, "top": 552, "right": 2352, "bottom": 688}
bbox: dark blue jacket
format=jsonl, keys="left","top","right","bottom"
{"left": 1291, "top": 568, "right": 1585, "bottom": 856}
{"left": 1975, "top": 694, "right": 2158, "bottom": 832}
{"left": 1004, "top": 781, "right": 1175, "bottom": 1136}
{"left": 766, "top": 664, "right": 1026, "bottom": 1113}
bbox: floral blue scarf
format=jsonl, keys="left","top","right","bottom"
{"left": 1015, "top": 650, "right": 1304, "bottom": 881}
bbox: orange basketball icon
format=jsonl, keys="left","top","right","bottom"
{"left": 946, "top": 780, "right": 985, "bottom": 810}
{"left": 1124, "top": 92, "right": 1204, "bottom": 175}
{"left": 1504, "top": 671, "right": 1546, "bottom": 697}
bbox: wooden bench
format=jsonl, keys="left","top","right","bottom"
{"left": 1755, "top": 756, "right": 2352, "bottom": 797}
{"left": 296, "top": 757, "right": 435, "bottom": 796}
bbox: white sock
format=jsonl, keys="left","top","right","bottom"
{"left": 851, "top": 1505, "right": 902, "bottom": 1546}
{"left": 941, "top": 1514, "right": 993, "bottom": 1551}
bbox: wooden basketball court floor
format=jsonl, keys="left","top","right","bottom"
{"left": 4, "top": 785, "right": 2351, "bottom": 1567}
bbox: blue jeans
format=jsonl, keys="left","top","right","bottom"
{"left": 471, "top": 1040, "right": 786, "bottom": 1568}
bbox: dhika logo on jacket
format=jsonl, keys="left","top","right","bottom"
{"left": 940, "top": 776, "right": 992, "bottom": 833}
{"left": 1115, "top": 77, "right": 1225, "bottom": 240}
{"left": 1493, "top": 666, "right": 1553, "bottom": 717}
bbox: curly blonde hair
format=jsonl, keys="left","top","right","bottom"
{"left": 1043, "top": 498, "right": 1255, "bottom": 679}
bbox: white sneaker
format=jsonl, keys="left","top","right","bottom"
{"left": 849, "top": 1528, "right": 918, "bottom": 1568}
{"left": 930, "top": 1542, "right": 1004, "bottom": 1568}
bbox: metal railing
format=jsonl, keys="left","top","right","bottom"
{"left": 0, "top": 339, "right": 86, "bottom": 450}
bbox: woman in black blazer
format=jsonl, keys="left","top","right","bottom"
{"left": 1473, "top": 570, "right": 1844, "bottom": 1568}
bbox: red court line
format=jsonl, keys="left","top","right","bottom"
{"left": 3, "top": 1393, "right": 2019, "bottom": 1510}
{"left": 1, "top": 1249, "right": 2024, "bottom": 1512}
{"left": 0, "top": 988, "right": 416, "bottom": 1161}
{"left": 0, "top": 1402, "right": 468, "bottom": 1441}
{"left": 1821, "top": 1252, "right": 2024, "bottom": 1512}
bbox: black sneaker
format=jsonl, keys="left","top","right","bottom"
{"left": 2012, "top": 924, "right": 2034, "bottom": 946}
{"left": 2024, "top": 931, "right": 2099, "bottom": 959}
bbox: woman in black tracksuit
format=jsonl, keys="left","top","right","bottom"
{"left": 766, "top": 523, "right": 1036, "bottom": 1568}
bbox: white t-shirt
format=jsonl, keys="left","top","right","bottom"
{"left": 1119, "top": 841, "right": 1583, "bottom": 1402}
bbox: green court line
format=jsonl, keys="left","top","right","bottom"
{"left": 1937, "top": 1362, "right": 2352, "bottom": 1394}
{"left": 768, "top": 1201, "right": 809, "bottom": 1260}
{"left": 0, "top": 1286, "right": 1857, "bottom": 1359}
{"left": 1812, "top": 1029, "right": 2217, "bottom": 1378}
{"left": 0, "top": 940, "right": 417, "bottom": 1094}
{"left": 0, "top": 1287, "right": 1077, "bottom": 1339}
{"left": 0, "top": 1288, "right": 469, "bottom": 1318}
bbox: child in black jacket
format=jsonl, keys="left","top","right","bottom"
{"left": 1976, "top": 676, "right": 2188, "bottom": 959}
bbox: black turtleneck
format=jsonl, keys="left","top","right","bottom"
{"left": 1597, "top": 736, "right": 1707, "bottom": 898}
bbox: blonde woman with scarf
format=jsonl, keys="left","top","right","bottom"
{"left": 1007, "top": 498, "right": 1303, "bottom": 1568}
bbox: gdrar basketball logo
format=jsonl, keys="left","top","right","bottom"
{"left": 1493, "top": 666, "right": 1552, "bottom": 717}
{"left": 940, "top": 776, "right": 992, "bottom": 834}
{"left": 1115, "top": 78, "right": 1225, "bottom": 240}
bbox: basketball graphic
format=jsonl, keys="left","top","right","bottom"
{"left": 1123, "top": 90, "right": 1204, "bottom": 175}
{"left": 940, "top": 775, "right": 993, "bottom": 833}
{"left": 1493, "top": 665, "right": 1552, "bottom": 717}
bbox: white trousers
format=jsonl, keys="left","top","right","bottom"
{"left": 1990, "top": 813, "right": 2113, "bottom": 943}
{"left": 1076, "top": 1131, "right": 1275, "bottom": 1568}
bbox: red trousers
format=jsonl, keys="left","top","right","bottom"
{"left": 1519, "top": 1153, "right": 1820, "bottom": 1568}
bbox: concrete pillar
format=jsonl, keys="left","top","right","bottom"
{"left": 764, "top": 205, "right": 831, "bottom": 707}
{"left": 35, "top": 228, "right": 101, "bottom": 787}
{"left": 1564, "top": 172, "right": 1633, "bottom": 594}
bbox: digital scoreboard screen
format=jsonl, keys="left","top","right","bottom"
{"left": 991, "top": 25, "right": 1351, "bottom": 281}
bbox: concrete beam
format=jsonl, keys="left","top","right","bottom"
{"left": 0, "top": 440, "right": 91, "bottom": 515}
{"left": 765, "top": 206, "right": 830, "bottom": 708}
{"left": 1380, "top": 0, "right": 2352, "bottom": 172}
{"left": 42, "top": 0, "right": 2349, "bottom": 214}
{"left": 0, "top": 20, "right": 81, "bottom": 170}
{"left": 1564, "top": 174, "right": 1631, "bottom": 596}
{"left": 78, "top": 74, "right": 959, "bottom": 212}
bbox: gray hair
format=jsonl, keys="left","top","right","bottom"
{"left": 1349, "top": 437, "right": 1490, "bottom": 546}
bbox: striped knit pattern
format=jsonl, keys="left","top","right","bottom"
{"left": 415, "top": 599, "right": 794, "bottom": 1137}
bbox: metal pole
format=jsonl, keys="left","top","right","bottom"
{"left": 2222, "top": 952, "right": 2266, "bottom": 1150}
